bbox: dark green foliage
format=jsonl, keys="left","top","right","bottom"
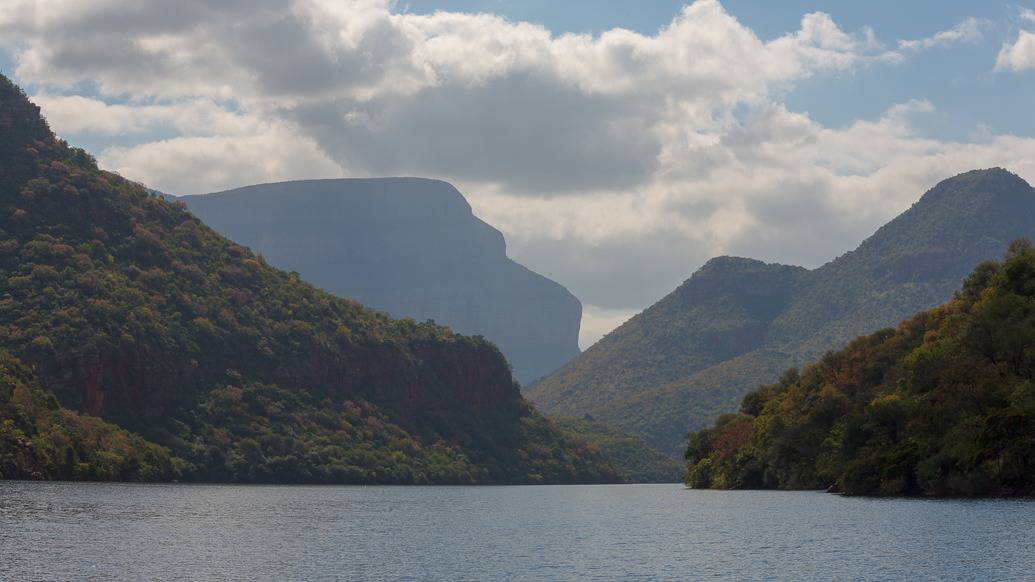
{"left": 0, "top": 75, "right": 621, "bottom": 485}
{"left": 685, "top": 244, "right": 1035, "bottom": 496}
{"left": 0, "top": 350, "right": 181, "bottom": 481}
{"left": 531, "top": 168, "right": 1035, "bottom": 456}
{"left": 552, "top": 416, "right": 684, "bottom": 483}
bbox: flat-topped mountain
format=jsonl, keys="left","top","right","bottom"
{"left": 181, "top": 179, "right": 581, "bottom": 385}
{"left": 529, "top": 168, "right": 1035, "bottom": 455}
{"left": 0, "top": 74, "right": 619, "bottom": 484}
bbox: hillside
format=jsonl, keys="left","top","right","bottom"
{"left": 181, "top": 180, "right": 581, "bottom": 385}
{"left": 551, "top": 416, "right": 684, "bottom": 483}
{"left": 685, "top": 242, "right": 1035, "bottom": 496}
{"left": 0, "top": 349, "right": 182, "bottom": 481}
{"left": 529, "top": 168, "right": 1035, "bottom": 455}
{"left": 0, "top": 74, "right": 620, "bottom": 484}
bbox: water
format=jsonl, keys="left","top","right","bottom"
{"left": 1, "top": 482, "right": 1033, "bottom": 581}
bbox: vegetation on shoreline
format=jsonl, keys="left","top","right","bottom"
{"left": 685, "top": 242, "right": 1035, "bottom": 496}
{"left": 0, "top": 350, "right": 182, "bottom": 481}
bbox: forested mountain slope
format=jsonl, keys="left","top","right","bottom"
{"left": 0, "top": 74, "right": 619, "bottom": 484}
{"left": 530, "top": 168, "right": 1035, "bottom": 455}
{"left": 686, "top": 242, "right": 1035, "bottom": 497}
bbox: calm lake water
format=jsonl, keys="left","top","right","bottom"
{"left": 1, "top": 481, "right": 1033, "bottom": 581}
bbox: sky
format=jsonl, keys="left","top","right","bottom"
{"left": 3, "top": 0, "right": 1035, "bottom": 348}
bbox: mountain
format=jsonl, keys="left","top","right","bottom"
{"left": 0, "top": 349, "right": 181, "bottom": 481}
{"left": 0, "top": 74, "right": 620, "bottom": 484}
{"left": 180, "top": 179, "right": 581, "bottom": 385}
{"left": 685, "top": 242, "right": 1035, "bottom": 496}
{"left": 529, "top": 168, "right": 1035, "bottom": 455}
{"left": 551, "top": 416, "right": 684, "bottom": 483}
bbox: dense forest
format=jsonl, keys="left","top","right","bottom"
{"left": 685, "top": 242, "right": 1035, "bottom": 496}
{"left": 0, "top": 74, "right": 622, "bottom": 484}
{"left": 530, "top": 168, "right": 1035, "bottom": 456}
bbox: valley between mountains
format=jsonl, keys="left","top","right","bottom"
{"left": 3, "top": 72, "right": 1034, "bottom": 495}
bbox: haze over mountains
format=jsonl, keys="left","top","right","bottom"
{"left": 181, "top": 180, "right": 581, "bottom": 385}
{"left": 529, "top": 168, "right": 1035, "bottom": 455}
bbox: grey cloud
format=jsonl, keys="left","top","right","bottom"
{"left": 224, "top": 9, "right": 418, "bottom": 98}
{"left": 722, "top": 181, "right": 866, "bottom": 269}
{"left": 291, "top": 70, "right": 662, "bottom": 193}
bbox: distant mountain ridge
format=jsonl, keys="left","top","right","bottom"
{"left": 181, "top": 179, "right": 581, "bottom": 385}
{"left": 529, "top": 168, "right": 1035, "bottom": 455}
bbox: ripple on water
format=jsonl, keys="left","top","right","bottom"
{"left": 0, "top": 481, "right": 1033, "bottom": 581}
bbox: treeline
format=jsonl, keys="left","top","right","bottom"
{"left": 685, "top": 241, "right": 1035, "bottom": 496}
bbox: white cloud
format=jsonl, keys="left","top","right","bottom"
{"left": 3, "top": 0, "right": 1033, "bottom": 343}
{"left": 579, "top": 306, "right": 636, "bottom": 349}
{"left": 473, "top": 100, "right": 1035, "bottom": 316}
{"left": 996, "top": 29, "right": 1035, "bottom": 72}
{"left": 995, "top": 8, "right": 1035, "bottom": 72}
{"left": 100, "top": 128, "right": 342, "bottom": 195}
{"left": 32, "top": 94, "right": 254, "bottom": 136}
{"left": 898, "top": 17, "right": 987, "bottom": 51}
{"left": 0, "top": 0, "right": 901, "bottom": 198}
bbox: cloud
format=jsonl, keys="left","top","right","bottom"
{"left": 32, "top": 94, "right": 254, "bottom": 136}
{"left": 99, "top": 128, "right": 342, "bottom": 195}
{"left": 470, "top": 97, "right": 1035, "bottom": 341}
{"left": 996, "top": 30, "right": 1035, "bottom": 72}
{"left": 579, "top": 306, "right": 636, "bottom": 349}
{"left": 3, "top": 0, "right": 1034, "bottom": 345}
{"left": 994, "top": 8, "right": 1035, "bottom": 72}
{"left": 897, "top": 17, "right": 987, "bottom": 51}
{"left": 1, "top": 0, "right": 894, "bottom": 195}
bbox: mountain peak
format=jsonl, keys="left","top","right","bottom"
{"left": 700, "top": 255, "right": 768, "bottom": 270}
{"left": 0, "top": 74, "right": 58, "bottom": 193}
{"left": 852, "top": 167, "right": 1035, "bottom": 263}
{"left": 0, "top": 74, "right": 50, "bottom": 143}
{"left": 697, "top": 256, "right": 799, "bottom": 274}
{"left": 531, "top": 167, "right": 1035, "bottom": 454}
{"left": 914, "top": 167, "right": 1033, "bottom": 211}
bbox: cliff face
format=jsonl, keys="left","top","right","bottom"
{"left": 530, "top": 168, "right": 1035, "bottom": 455}
{"left": 181, "top": 179, "right": 582, "bottom": 385}
{"left": 0, "top": 75, "right": 619, "bottom": 484}
{"left": 0, "top": 348, "right": 181, "bottom": 481}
